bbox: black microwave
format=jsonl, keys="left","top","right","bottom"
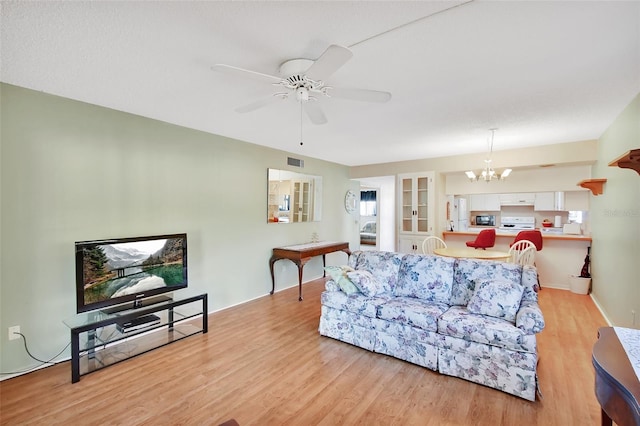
{"left": 475, "top": 215, "right": 496, "bottom": 226}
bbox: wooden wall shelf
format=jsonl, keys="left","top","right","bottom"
{"left": 578, "top": 179, "right": 607, "bottom": 196}
{"left": 609, "top": 148, "right": 640, "bottom": 175}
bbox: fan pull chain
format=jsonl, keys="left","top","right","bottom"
{"left": 299, "top": 100, "right": 303, "bottom": 146}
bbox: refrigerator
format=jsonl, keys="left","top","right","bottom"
{"left": 454, "top": 197, "right": 469, "bottom": 231}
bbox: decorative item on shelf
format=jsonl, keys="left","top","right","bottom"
{"left": 578, "top": 178, "right": 607, "bottom": 195}
{"left": 311, "top": 232, "right": 319, "bottom": 243}
{"left": 608, "top": 148, "right": 640, "bottom": 175}
{"left": 465, "top": 128, "right": 512, "bottom": 182}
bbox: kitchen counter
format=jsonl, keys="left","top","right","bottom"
{"left": 441, "top": 231, "right": 592, "bottom": 290}
{"left": 442, "top": 231, "right": 592, "bottom": 242}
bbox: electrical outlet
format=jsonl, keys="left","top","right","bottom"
{"left": 8, "top": 326, "right": 20, "bottom": 341}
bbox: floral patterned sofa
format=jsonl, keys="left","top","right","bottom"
{"left": 318, "top": 250, "right": 545, "bottom": 401}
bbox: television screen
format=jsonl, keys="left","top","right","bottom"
{"left": 75, "top": 233, "right": 188, "bottom": 313}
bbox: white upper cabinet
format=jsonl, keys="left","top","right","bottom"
{"left": 469, "top": 194, "right": 500, "bottom": 211}
{"left": 534, "top": 192, "right": 565, "bottom": 211}
{"left": 564, "top": 191, "right": 590, "bottom": 211}
{"left": 500, "top": 193, "right": 535, "bottom": 206}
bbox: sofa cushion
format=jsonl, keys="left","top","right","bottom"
{"left": 467, "top": 280, "right": 524, "bottom": 323}
{"left": 438, "top": 306, "right": 537, "bottom": 353}
{"left": 450, "top": 259, "right": 523, "bottom": 306}
{"left": 347, "top": 270, "right": 385, "bottom": 297}
{"left": 395, "top": 254, "right": 456, "bottom": 303}
{"left": 320, "top": 290, "right": 390, "bottom": 319}
{"left": 376, "top": 297, "right": 448, "bottom": 332}
{"left": 353, "top": 251, "right": 404, "bottom": 294}
{"left": 324, "top": 265, "right": 359, "bottom": 295}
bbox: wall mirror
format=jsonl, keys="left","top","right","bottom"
{"left": 268, "top": 169, "right": 322, "bottom": 223}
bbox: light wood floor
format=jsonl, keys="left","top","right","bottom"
{"left": 0, "top": 279, "right": 608, "bottom": 425}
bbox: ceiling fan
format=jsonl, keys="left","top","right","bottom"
{"left": 212, "top": 44, "right": 392, "bottom": 125}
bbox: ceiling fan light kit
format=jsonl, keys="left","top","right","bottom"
{"left": 212, "top": 44, "right": 392, "bottom": 128}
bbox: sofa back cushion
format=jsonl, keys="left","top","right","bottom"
{"left": 467, "top": 279, "right": 524, "bottom": 323}
{"left": 353, "top": 251, "right": 405, "bottom": 294}
{"left": 450, "top": 258, "right": 523, "bottom": 306}
{"left": 395, "top": 254, "right": 456, "bottom": 303}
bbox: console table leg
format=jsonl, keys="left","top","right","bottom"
{"left": 297, "top": 261, "right": 304, "bottom": 301}
{"left": 269, "top": 255, "right": 278, "bottom": 295}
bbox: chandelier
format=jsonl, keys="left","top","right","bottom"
{"left": 465, "top": 128, "right": 512, "bottom": 182}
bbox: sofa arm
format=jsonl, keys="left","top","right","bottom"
{"left": 516, "top": 300, "right": 545, "bottom": 334}
{"left": 325, "top": 280, "right": 341, "bottom": 292}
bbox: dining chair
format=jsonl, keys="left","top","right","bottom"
{"left": 421, "top": 236, "right": 447, "bottom": 255}
{"left": 508, "top": 240, "right": 537, "bottom": 265}
{"left": 510, "top": 235, "right": 543, "bottom": 291}
{"left": 465, "top": 229, "right": 496, "bottom": 249}
{"left": 511, "top": 230, "right": 543, "bottom": 251}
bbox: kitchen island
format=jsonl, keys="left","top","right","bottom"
{"left": 442, "top": 231, "right": 592, "bottom": 290}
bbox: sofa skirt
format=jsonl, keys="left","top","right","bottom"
{"left": 437, "top": 346, "right": 537, "bottom": 402}
{"left": 319, "top": 305, "right": 538, "bottom": 401}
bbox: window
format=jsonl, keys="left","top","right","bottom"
{"left": 280, "top": 195, "right": 290, "bottom": 211}
{"left": 360, "top": 190, "right": 377, "bottom": 216}
{"left": 568, "top": 211, "right": 583, "bottom": 224}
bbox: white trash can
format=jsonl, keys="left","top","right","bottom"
{"left": 569, "top": 275, "right": 591, "bottom": 294}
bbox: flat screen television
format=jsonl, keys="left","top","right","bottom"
{"left": 75, "top": 233, "right": 188, "bottom": 314}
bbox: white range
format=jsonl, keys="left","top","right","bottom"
{"left": 499, "top": 216, "right": 536, "bottom": 234}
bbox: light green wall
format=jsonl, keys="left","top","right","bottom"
{"left": 590, "top": 93, "right": 640, "bottom": 328}
{"left": 0, "top": 83, "right": 356, "bottom": 373}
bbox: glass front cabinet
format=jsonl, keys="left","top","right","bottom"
{"left": 398, "top": 171, "right": 435, "bottom": 253}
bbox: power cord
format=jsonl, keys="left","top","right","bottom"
{"left": 0, "top": 332, "right": 71, "bottom": 376}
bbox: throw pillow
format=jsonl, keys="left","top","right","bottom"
{"left": 467, "top": 280, "right": 524, "bottom": 323}
{"left": 346, "top": 270, "right": 385, "bottom": 297}
{"left": 324, "top": 265, "right": 359, "bottom": 295}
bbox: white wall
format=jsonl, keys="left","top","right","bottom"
{"left": 590, "top": 93, "right": 640, "bottom": 328}
{"left": 0, "top": 84, "right": 355, "bottom": 373}
{"left": 351, "top": 142, "right": 597, "bottom": 238}
{"left": 445, "top": 165, "right": 593, "bottom": 195}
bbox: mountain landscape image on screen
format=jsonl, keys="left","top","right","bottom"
{"left": 82, "top": 237, "right": 185, "bottom": 305}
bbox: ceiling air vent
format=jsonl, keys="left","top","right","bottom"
{"left": 287, "top": 157, "right": 304, "bottom": 168}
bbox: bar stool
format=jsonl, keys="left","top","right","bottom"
{"left": 466, "top": 229, "right": 496, "bottom": 249}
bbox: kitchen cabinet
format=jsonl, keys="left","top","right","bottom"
{"left": 534, "top": 192, "right": 565, "bottom": 211}
{"left": 500, "top": 193, "right": 535, "bottom": 206}
{"left": 398, "top": 172, "right": 434, "bottom": 253}
{"left": 564, "top": 191, "right": 590, "bottom": 211}
{"left": 292, "top": 180, "right": 312, "bottom": 222}
{"left": 469, "top": 194, "right": 500, "bottom": 211}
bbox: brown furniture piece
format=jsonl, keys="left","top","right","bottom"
{"left": 270, "top": 241, "right": 350, "bottom": 301}
{"left": 592, "top": 327, "right": 640, "bottom": 426}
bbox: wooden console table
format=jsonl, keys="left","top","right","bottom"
{"left": 592, "top": 327, "right": 640, "bottom": 426}
{"left": 270, "top": 241, "right": 350, "bottom": 301}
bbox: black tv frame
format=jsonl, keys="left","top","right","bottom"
{"left": 75, "top": 233, "right": 188, "bottom": 314}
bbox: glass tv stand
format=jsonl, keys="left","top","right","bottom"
{"left": 63, "top": 290, "right": 207, "bottom": 383}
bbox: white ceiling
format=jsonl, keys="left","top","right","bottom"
{"left": 1, "top": 1, "right": 639, "bottom": 167}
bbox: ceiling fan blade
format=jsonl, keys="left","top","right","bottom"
{"left": 303, "top": 101, "right": 328, "bottom": 125}
{"left": 305, "top": 45, "right": 353, "bottom": 81}
{"left": 326, "top": 87, "right": 392, "bottom": 103}
{"left": 212, "top": 64, "right": 282, "bottom": 84}
{"left": 235, "top": 95, "right": 286, "bottom": 113}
